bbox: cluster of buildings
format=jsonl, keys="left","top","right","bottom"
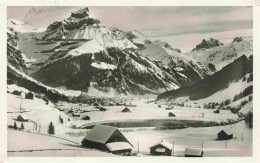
{"left": 80, "top": 124, "right": 234, "bottom": 157}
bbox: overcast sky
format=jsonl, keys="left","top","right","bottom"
{"left": 7, "top": 6, "right": 253, "bottom": 52}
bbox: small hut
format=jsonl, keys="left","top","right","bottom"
{"left": 168, "top": 112, "right": 176, "bottom": 117}
{"left": 25, "top": 92, "right": 34, "bottom": 99}
{"left": 72, "top": 112, "right": 80, "bottom": 117}
{"left": 99, "top": 107, "right": 107, "bottom": 111}
{"left": 149, "top": 140, "right": 173, "bottom": 156}
{"left": 217, "top": 129, "right": 233, "bottom": 140}
{"left": 82, "top": 115, "right": 90, "bottom": 120}
{"left": 184, "top": 148, "right": 203, "bottom": 157}
{"left": 214, "top": 110, "right": 220, "bottom": 113}
{"left": 16, "top": 114, "right": 29, "bottom": 122}
{"left": 122, "top": 107, "right": 130, "bottom": 113}
{"left": 81, "top": 125, "right": 133, "bottom": 155}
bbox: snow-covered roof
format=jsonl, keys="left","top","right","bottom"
{"left": 149, "top": 140, "right": 173, "bottom": 150}
{"left": 106, "top": 142, "right": 133, "bottom": 152}
{"left": 82, "top": 125, "right": 118, "bottom": 144}
{"left": 184, "top": 148, "right": 203, "bottom": 156}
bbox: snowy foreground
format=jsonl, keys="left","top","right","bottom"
{"left": 7, "top": 91, "right": 252, "bottom": 157}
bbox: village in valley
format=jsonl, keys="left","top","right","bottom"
{"left": 7, "top": 6, "right": 253, "bottom": 157}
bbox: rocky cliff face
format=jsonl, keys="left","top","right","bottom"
{"left": 192, "top": 38, "right": 224, "bottom": 51}
{"left": 8, "top": 7, "right": 212, "bottom": 96}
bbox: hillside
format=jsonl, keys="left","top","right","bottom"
{"left": 186, "top": 37, "right": 253, "bottom": 70}
{"left": 157, "top": 55, "right": 253, "bottom": 101}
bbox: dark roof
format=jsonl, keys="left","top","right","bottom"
{"left": 122, "top": 107, "right": 130, "bottom": 112}
{"left": 82, "top": 125, "right": 119, "bottom": 144}
{"left": 218, "top": 128, "right": 234, "bottom": 135}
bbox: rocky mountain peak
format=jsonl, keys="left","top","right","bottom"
{"left": 71, "top": 7, "right": 90, "bottom": 18}
{"left": 192, "top": 38, "right": 223, "bottom": 52}
{"left": 233, "top": 37, "right": 244, "bottom": 42}
{"left": 154, "top": 40, "right": 181, "bottom": 53}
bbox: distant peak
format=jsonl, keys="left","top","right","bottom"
{"left": 71, "top": 7, "right": 90, "bottom": 18}
{"left": 192, "top": 38, "right": 223, "bottom": 52}
{"left": 154, "top": 40, "right": 181, "bottom": 53}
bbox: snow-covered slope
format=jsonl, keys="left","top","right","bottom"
{"left": 157, "top": 55, "right": 253, "bottom": 101}
{"left": 7, "top": 19, "right": 45, "bottom": 33}
{"left": 140, "top": 41, "right": 211, "bottom": 83}
{"left": 186, "top": 37, "right": 253, "bottom": 70}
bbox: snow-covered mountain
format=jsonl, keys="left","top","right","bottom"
{"left": 191, "top": 38, "right": 224, "bottom": 52}
{"left": 7, "top": 7, "right": 212, "bottom": 96}
{"left": 186, "top": 37, "right": 253, "bottom": 70}
{"left": 7, "top": 19, "right": 45, "bottom": 33}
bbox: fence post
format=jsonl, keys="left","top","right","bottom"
{"left": 137, "top": 142, "right": 139, "bottom": 154}
{"left": 172, "top": 141, "right": 174, "bottom": 156}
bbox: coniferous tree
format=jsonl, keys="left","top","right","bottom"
{"left": 48, "top": 122, "right": 55, "bottom": 135}
{"left": 13, "top": 122, "right": 17, "bottom": 130}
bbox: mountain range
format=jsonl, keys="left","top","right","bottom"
{"left": 7, "top": 7, "right": 253, "bottom": 98}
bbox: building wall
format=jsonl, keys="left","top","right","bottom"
{"left": 150, "top": 144, "right": 172, "bottom": 156}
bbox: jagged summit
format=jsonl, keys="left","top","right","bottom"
{"left": 233, "top": 37, "right": 244, "bottom": 42}
{"left": 154, "top": 40, "right": 181, "bottom": 53}
{"left": 192, "top": 38, "right": 224, "bottom": 52}
{"left": 71, "top": 7, "right": 90, "bottom": 18}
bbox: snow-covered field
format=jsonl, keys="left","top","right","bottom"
{"left": 124, "top": 120, "right": 252, "bottom": 157}
{"left": 8, "top": 130, "right": 115, "bottom": 157}
{"left": 7, "top": 87, "right": 252, "bottom": 157}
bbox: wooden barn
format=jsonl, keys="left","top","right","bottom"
{"left": 217, "top": 129, "right": 233, "bottom": 140}
{"left": 16, "top": 114, "right": 29, "bottom": 122}
{"left": 81, "top": 115, "right": 90, "bottom": 120}
{"left": 184, "top": 148, "right": 203, "bottom": 157}
{"left": 122, "top": 107, "right": 130, "bottom": 112}
{"left": 149, "top": 140, "right": 173, "bottom": 156}
{"left": 214, "top": 109, "right": 220, "bottom": 113}
{"left": 168, "top": 112, "right": 176, "bottom": 117}
{"left": 81, "top": 125, "right": 133, "bottom": 155}
{"left": 25, "top": 92, "right": 34, "bottom": 99}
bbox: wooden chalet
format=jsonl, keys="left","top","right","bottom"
{"left": 149, "top": 140, "right": 173, "bottom": 156}
{"left": 81, "top": 125, "right": 133, "bottom": 155}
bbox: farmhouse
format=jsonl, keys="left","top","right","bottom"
{"left": 16, "top": 114, "right": 29, "bottom": 122}
{"left": 81, "top": 125, "right": 133, "bottom": 155}
{"left": 214, "top": 109, "right": 220, "bottom": 113}
{"left": 168, "top": 112, "right": 176, "bottom": 117}
{"left": 149, "top": 140, "right": 173, "bottom": 156}
{"left": 217, "top": 129, "right": 233, "bottom": 140}
{"left": 184, "top": 148, "right": 203, "bottom": 157}
{"left": 25, "top": 92, "right": 34, "bottom": 99}
{"left": 81, "top": 115, "right": 90, "bottom": 120}
{"left": 122, "top": 107, "right": 130, "bottom": 112}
